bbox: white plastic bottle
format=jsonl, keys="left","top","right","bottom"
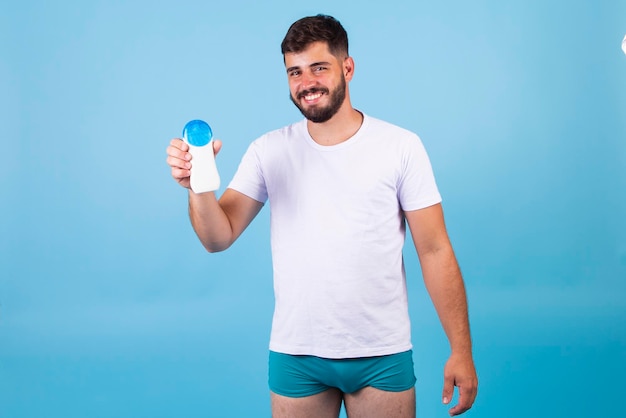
{"left": 182, "top": 120, "right": 220, "bottom": 193}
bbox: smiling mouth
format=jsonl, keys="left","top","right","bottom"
{"left": 298, "top": 88, "right": 328, "bottom": 102}
{"left": 304, "top": 92, "right": 323, "bottom": 101}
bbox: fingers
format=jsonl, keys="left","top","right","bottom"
{"left": 442, "top": 373, "right": 454, "bottom": 406}
{"left": 167, "top": 138, "right": 222, "bottom": 162}
{"left": 448, "top": 383, "right": 477, "bottom": 416}
{"left": 166, "top": 137, "right": 223, "bottom": 189}
{"left": 166, "top": 138, "right": 191, "bottom": 165}
{"left": 442, "top": 355, "right": 478, "bottom": 416}
{"left": 167, "top": 138, "right": 190, "bottom": 160}
{"left": 166, "top": 138, "right": 192, "bottom": 187}
{"left": 213, "top": 139, "right": 222, "bottom": 156}
{"left": 169, "top": 138, "right": 189, "bottom": 153}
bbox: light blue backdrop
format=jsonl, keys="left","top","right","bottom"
{"left": 1, "top": 0, "right": 625, "bottom": 417}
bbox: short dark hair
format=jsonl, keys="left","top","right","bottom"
{"left": 281, "top": 14, "right": 349, "bottom": 59}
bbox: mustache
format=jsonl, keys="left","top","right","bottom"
{"left": 297, "top": 87, "right": 329, "bottom": 99}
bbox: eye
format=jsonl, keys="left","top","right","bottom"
{"left": 314, "top": 66, "right": 327, "bottom": 72}
{"left": 288, "top": 70, "right": 301, "bottom": 77}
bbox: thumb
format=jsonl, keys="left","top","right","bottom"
{"left": 212, "top": 139, "right": 223, "bottom": 156}
{"left": 442, "top": 374, "right": 454, "bottom": 405}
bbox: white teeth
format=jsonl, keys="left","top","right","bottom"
{"left": 304, "top": 93, "right": 323, "bottom": 101}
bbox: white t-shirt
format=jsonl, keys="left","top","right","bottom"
{"left": 228, "top": 114, "right": 442, "bottom": 358}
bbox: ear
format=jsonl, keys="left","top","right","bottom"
{"left": 343, "top": 56, "right": 355, "bottom": 81}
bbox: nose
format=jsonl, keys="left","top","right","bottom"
{"left": 300, "top": 70, "right": 317, "bottom": 90}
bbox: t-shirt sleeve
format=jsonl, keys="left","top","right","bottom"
{"left": 397, "top": 135, "right": 442, "bottom": 211}
{"left": 227, "top": 139, "right": 268, "bottom": 203}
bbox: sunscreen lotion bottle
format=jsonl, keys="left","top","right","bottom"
{"left": 182, "top": 119, "right": 220, "bottom": 193}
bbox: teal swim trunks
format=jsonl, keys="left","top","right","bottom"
{"left": 268, "top": 350, "right": 417, "bottom": 397}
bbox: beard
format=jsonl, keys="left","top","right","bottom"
{"left": 289, "top": 75, "right": 347, "bottom": 123}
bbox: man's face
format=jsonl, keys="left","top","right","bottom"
{"left": 284, "top": 42, "right": 348, "bottom": 123}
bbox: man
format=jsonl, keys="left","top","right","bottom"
{"left": 166, "top": 14, "right": 477, "bottom": 417}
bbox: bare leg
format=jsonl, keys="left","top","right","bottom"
{"left": 343, "top": 387, "right": 415, "bottom": 418}
{"left": 271, "top": 388, "right": 343, "bottom": 418}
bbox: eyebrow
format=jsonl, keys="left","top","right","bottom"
{"left": 286, "top": 61, "right": 333, "bottom": 73}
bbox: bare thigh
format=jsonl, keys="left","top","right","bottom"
{"left": 344, "top": 386, "right": 415, "bottom": 418}
{"left": 271, "top": 388, "right": 343, "bottom": 418}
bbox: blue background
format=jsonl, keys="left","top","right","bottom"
{"left": 1, "top": 0, "right": 625, "bottom": 417}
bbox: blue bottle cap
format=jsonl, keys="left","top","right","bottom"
{"left": 183, "top": 120, "right": 213, "bottom": 147}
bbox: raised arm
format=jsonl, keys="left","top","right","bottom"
{"left": 166, "top": 138, "right": 263, "bottom": 252}
{"left": 188, "top": 188, "right": 263, "bottom": 252}
{"left": 404, "top": 203, "right": 478, "bottom": 416}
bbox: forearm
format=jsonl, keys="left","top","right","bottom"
{"left": 420, "top": 246, "right": 472, "bottom": 356}
{"left": 188, "top": 190, "right": 235, "bottom": 252}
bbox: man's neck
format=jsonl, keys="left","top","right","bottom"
{"left": 307, "top": 105, "right": 364, "bottom": 146}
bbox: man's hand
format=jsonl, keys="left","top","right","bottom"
{"left": 165, "top": 138, "right": 222, "bottom": 189}
{"left": 442, "top": 352, "right": 478, "bottom": 416}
